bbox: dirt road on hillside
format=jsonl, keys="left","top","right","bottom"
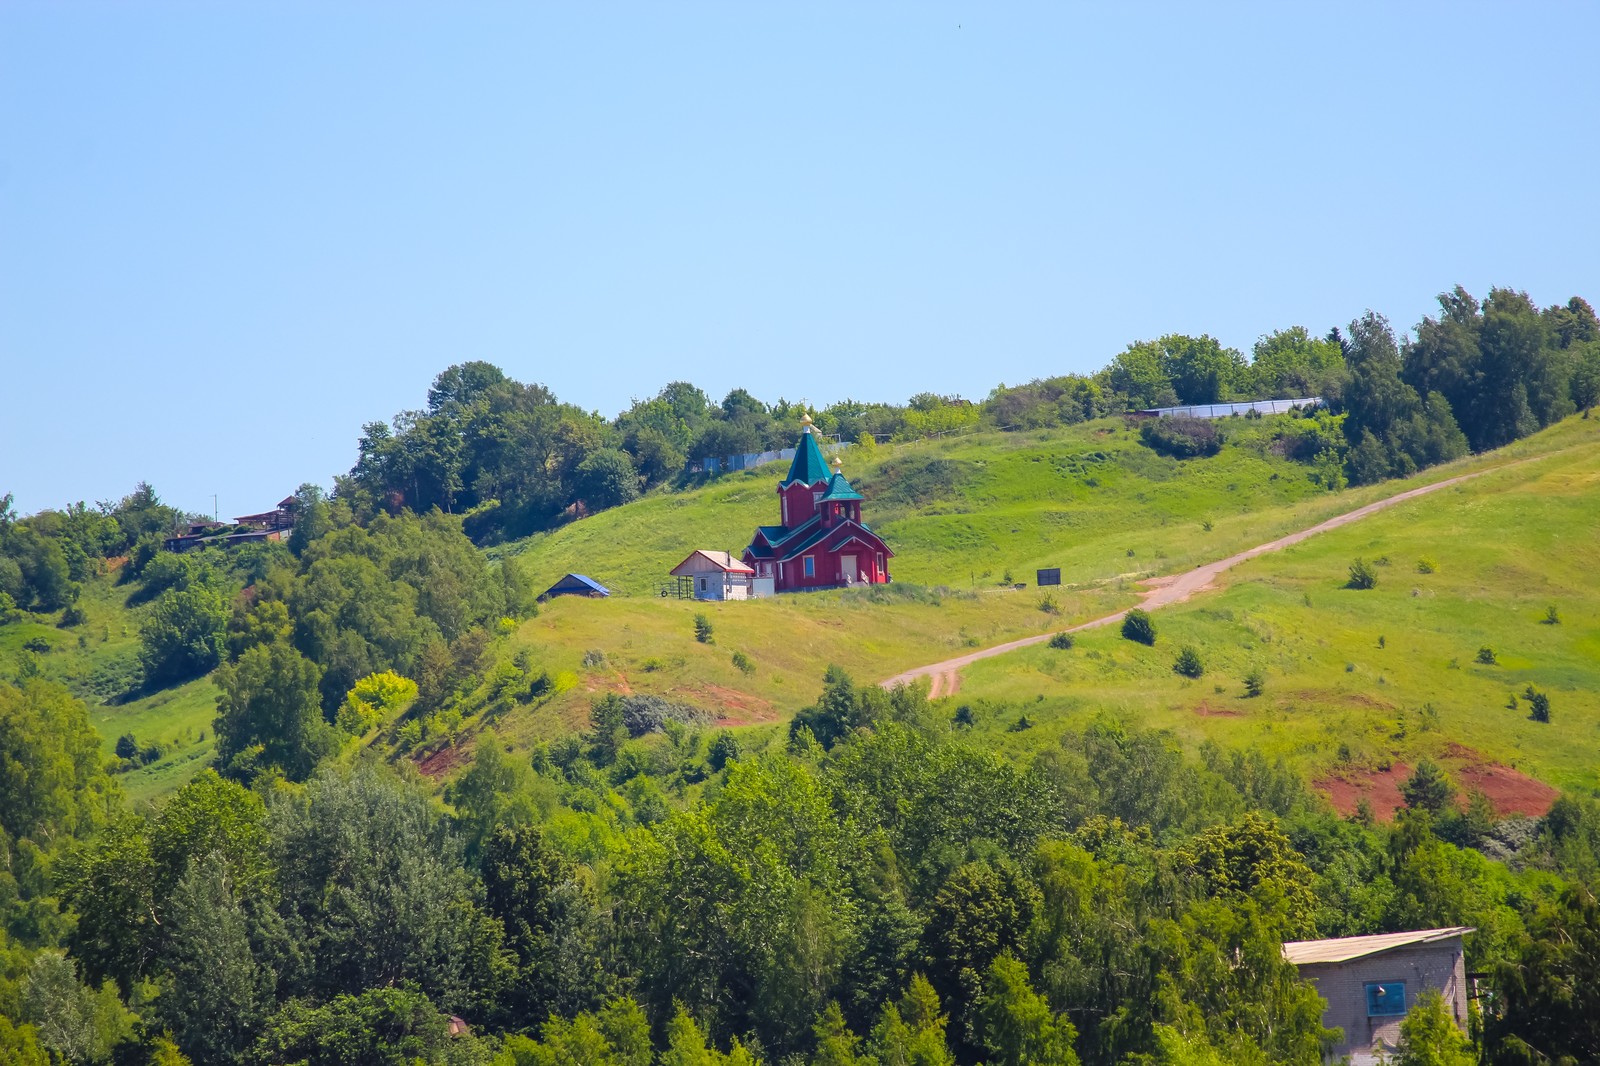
{"left": 880, "top": 461, "right": 1527, "bottom": 695}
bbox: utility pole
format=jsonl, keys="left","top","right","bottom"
{"left": 213, "top": 494, "right": 218, "bottom": 522}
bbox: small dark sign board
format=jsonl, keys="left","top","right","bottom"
{"left": 1036, "top": 568, "right": 1061, "bottom": 586}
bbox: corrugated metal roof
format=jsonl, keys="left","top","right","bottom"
{"left": 543, "top": 573, "right": 610, "bottom": 597}
{"left": 670, "top": 550, "right": 755, "bottom": 576}
{"left": 1283, "top": 927, "right": 1474, "bottom": 965}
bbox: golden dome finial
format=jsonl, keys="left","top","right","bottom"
{"left": 799, "top": 411, "right": 814, "bottom": 428}
{"left": 830, "top": 454, "right": 843, "bottom": 473}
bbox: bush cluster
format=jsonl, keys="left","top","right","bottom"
{"left": 1138, "top": 416, "right": 1224, "bottom": 458}
{"left": 1121, "top": 608, "right": 1157, "bottom": 645}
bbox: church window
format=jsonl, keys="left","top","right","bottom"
{"left": 803, "top": 556, "right": 815, "bottom": 578}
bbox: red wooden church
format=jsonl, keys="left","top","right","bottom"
{"left": 742, "top": 414, "right": 893, "bottom": 593}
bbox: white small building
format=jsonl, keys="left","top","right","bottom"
{"left": 670, "top": 550, "right": 756, "bottom": 601}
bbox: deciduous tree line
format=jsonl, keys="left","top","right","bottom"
{"left": 337, "top": 286, "right": 1598, "bottom": 541}
{"left": 9, "top": 662, "right": 1599, "bottom": 1064}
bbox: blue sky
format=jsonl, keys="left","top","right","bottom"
{"left": 3, "top": 2, "right": 1596, "bottom": 517}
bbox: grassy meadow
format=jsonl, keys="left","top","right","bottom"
{"left": 16, "top": 411, "right": 1598, "bottom": 806}
{"left": 483, "top": 416, "right": 1599, "bottom": 775}
{"left": 2, "top": 563, "right": 219, "bottom": 806}
{"left": 953, "top": 418, "right": 1600, "bottom": 801}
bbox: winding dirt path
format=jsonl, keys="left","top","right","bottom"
{"left": 880, "top": 461, "right": 1525, "bottom": 694}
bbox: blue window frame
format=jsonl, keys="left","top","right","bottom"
{"left": 1365, "top": 981, "right": 1407, "bottom": 1017}
{"left": 803, "top": 556, "right": 815, "bottom": 578}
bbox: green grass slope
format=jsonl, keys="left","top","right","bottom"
{"left": 502, "top": 415, "right": 1418, "bottom": 594}
{"left": 473, "top": 416, "right": 1596, "bottom": 763}
{"left": 953, "top": 416, "right": 1600, "bottom": 802}
{"left": 20, "top": 413, "right": 1596, "bottom": 807}
{"left": 2, "top": 566, "right": 218, "bottom": 805}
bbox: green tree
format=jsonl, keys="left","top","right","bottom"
{"left": 1105, "top": 342, "right": 1178, "bottom": 409}
{"left": 337, "top": 670, "right": 419, "bottom": 734}
{"left": 1478, "top": 288, "right": 1569, "bottom": 445}
{"left": 139, "top": 580, "right": 230, "bottom": 686}
{"left": 1178, "top": 813, "right": 1317, "bottom": 936}
{"left": 1341, "top": 311, "right": 1466, "bottom": 483}
{"left": 1250, "top": 327, "right": 1345, "bottom": 399}
{"left": 1172, "top": 647, "right": 1204, "bottom": 679}
{"left": 574, "top": 448, "right": 641, "bottom": 511}
{"left": 19, "top": 952, "right": 135, "bottom": 1064}
{"left": 1400, "top": 759, "right": 1454, "bottom": 814}
{"left": 56, "top": 816, "right": 159, "bottom": 991}
{"left": 481, "top": 823, "right": 607, "bottom": 1025}
{"left": 271, "top": 763, "right": 509, "bottom": 1015}
{"left": 159, "top": 853, "right": 276, "bottom": 1065}
{"left": 869, "top": 977, "right": 955, "bottom": 1066}
{"left": 447, "top": 744, "right": 554, "bottom": 863}
{"left": 790, "top": 665, "right": 870, "bottom": 751}
{"left": 1487, "top": 882, "right": 1600, "bottom": 1065}
{"left": 1571, "top": 342, "right": 1600, "bottom": 415}
{"left": 708, "top": 730, "right": 742, "bottom": 772}
{"left": 0, "top": 1015, "right": 50, "bottom": 1066}
{"left": 285, "top": 482, "right": 331, "bottom": 556}
{"left": 973, "top": 954, "right": 1079, "bottom": 1066}
{"left": 515, "top": 1001, "right": 651, "bottom": 1066}
{"left": 249, "top": 986, "right": 458, "bottom": 1066}
{"left": 659, "top": 1007, "right": 760, "bottom": 1066}
{"left": 148, "top": 769, "right": 272, "bottom": 901}
{"left": 920, "top": 860, "right": 1039, "bottom": 1025}
{"left": 1121, "top": 608, "right": 1157, "bottom": 645}
{"left": 1154, "top": 899, "right": 1337, "bottom": 1064}
{"left": 1160, "top": 335, "right": 1247, "bottom": 406}
{"left": 1392, "top": 989, "right": 1473, "bottom": 1066}
{"left": 428, "top": 360, "right": 511, "bottom": 414}
{"left": 0, "top": 679, "right": 119, "bottom": 845}
{"left": 213, "top": 640, "right": 336, "bottom": 782}
{"left": 812, "top": 1002, "right": 876, "bottom": 1066}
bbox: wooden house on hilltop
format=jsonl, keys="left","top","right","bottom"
{"left": 669, "top": 550, "right": 756, "bottom": 601}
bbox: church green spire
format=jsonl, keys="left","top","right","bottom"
{"left": 780, "top": 413, "right": 831, "bottom": 487}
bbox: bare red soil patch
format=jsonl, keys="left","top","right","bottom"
{"left": 1319, "top": 763, "right": 1412, "bottom": 820}
{"left": 691, "top": 683, "right": 777, "bottom": 727}
{"left": 1317, "top": 746, "right": 1557, "bottom": 821}
{"left": 415, "top": 741, "right": 469, "bottom": 779}
{"left": 1193, "top": 699, "right": 1242, "bottom": 718}
{"left": 1452, "top": 755, "right": 1559, "bottom": 818}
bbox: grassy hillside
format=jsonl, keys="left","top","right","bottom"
{"left": 18, "top": 412, "right": 1597, "bottom": 807}
{"left": 478, "top": 415, "right": 1345, "bottom": 744}
{"left": 1, "top": 565, "right": 218, "bottom": 805}
{"left": 496, "top": 415, "right": 1349, "bottom": 593}
{"left": 473, "top": 415, "right": 1598, "bottom": 773}
{"left": 952, "top": 416, "right": 1600, "bottom": 804}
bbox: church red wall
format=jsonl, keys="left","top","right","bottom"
{"left": 773, "top": 535, "right": 889, "bottom": 592}
{"left": 779, "top": 482, "right": 821, "bottom": 528}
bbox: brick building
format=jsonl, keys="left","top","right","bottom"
{"left": 1283, "top": 926, "right": 1473, "bottom": 1064}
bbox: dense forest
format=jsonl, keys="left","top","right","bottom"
{"left": 2, "top": 284, "right": 1599, "bottom": 1064}
{"left": 6, "top": 667, "right": 1600, "bottom": 1065}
